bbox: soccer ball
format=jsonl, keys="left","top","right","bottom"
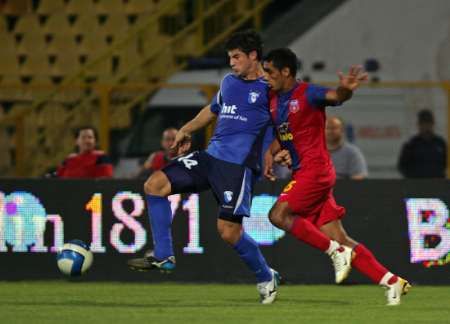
{"left": 56, "top": 239, "right": 93, "bottom": 277}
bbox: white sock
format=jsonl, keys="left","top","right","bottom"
{"left": 379, "top": 272, "right": 395, "bottom": 286}
{"left": 325, "top": 240, "right": 340, "bottom": 256}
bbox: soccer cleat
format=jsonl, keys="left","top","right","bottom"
{"left": 385, "top": 277, "right": 411, "bottom": 306}
{"left": 256, "top": 269, "right": 280, "bottom": 305}
{"left": 127, "top": 250, "right": 176, "bottom": 273}
{"left": 330, "top": 245, "right": 353, "bottom": 284}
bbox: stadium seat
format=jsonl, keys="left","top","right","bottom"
{"left": 14, "top": 14, "right": 42, "bottom": 36}
{"left": 114, "top": 47, "right": 144, "bottom": 80}
{"left": 71, "top": 14, "right": 100, "bottom": 36}
{"left": 77, "top": 32, "right": 109, "bottom": 56}
{"left": 84, "top": 57, "right": 112, "bottom": 81}
{"left": 42, "top": 13, "right": 72, "bottom": 36}
{"left": 16, "top": 33, "right": 47, "bottom": 56}
{"left": 0, "top": 33, "right": 16, "bottom": 53}
{"left": 19, "top": 53, "right": 51, "bottom": 77}
{"left": 0, "top": 16, "right": 7, "bottom": 33}
{"left": 36, "top": 0, "right": 66, "bottom": 14}
{"left": 124, "top": 0, "right": 155, "bottom": 14}
{"left": 98, "top": 14, "right": 131, "bottom": 40}
{"left": 46, "top": 34, "right": 78, "bottom": 56}
{"left": 0, "top": 50, "right": 20, "bottom": 83}
{"left": 64, "top": 0, "right": 95, "bottom": 15}
{"left": 94, "top": 0, "right": 126, "bottom": 14}
{"left": 50, "top": 53, "right": 81, "bottom": 77}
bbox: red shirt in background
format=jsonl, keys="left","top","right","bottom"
{"left": 57, "top": 150, "right": 113, "bottom": 178}
{"left": 149, "top": 151, "right": 171, "bottom": 171}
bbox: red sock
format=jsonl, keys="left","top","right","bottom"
{"left": 352, "top": 244, "right": 390, "bottom": 283}
{"left": 290, "top": 217, "right": 331, "bottom": 252}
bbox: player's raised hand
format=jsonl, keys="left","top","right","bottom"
{"left": 170, "top": 129, "right": 191, "bottom": 153}
{"left": 176, "top": 138, "right": 191, "bottom": 156}
{"left": 338, "top": 65, "right": 368, "bottom": 91}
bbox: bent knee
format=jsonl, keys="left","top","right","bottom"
{"left": 217, "top": 221, "right": 241, "bottom": 245}
{"left": 144, "top": 171, "right": 171, "bottom": 196}
{"left": 269, "top": 206, "right": 285, "bottom": 228}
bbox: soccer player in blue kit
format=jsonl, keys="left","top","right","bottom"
{"left": 128, "top": 30, "right": 351, "bottom": 304}
{"left": 128, "top": 30, "right": 280, "bottom": 304}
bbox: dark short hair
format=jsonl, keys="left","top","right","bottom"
{"left": 264, "top": 48, "right": 298, "bottom": 77}
{"left": 225, "top": 29, "right": 263, "bottom": 60}
{"left": 75, "top": 126, "right": 98, "bottom": 140}
{"left": 418, "top": 109, "right": 434, "bottom": 123}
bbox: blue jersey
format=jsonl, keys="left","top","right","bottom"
{"left": 206, "top": 73, "right": 271, "bottom": 171}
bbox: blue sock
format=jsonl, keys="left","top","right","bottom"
{"left": 146, "top": 194, "right": 174, "bottom": 260}
{"left": 233, "top": 232, "right": 272, "bottom": 283}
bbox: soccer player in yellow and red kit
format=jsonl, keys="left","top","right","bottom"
{"left": 263, "top": 48, "right": 411, "bottom": 306}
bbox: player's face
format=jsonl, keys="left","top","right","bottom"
{"left": 161, "top": 129, "right": 177, "bottom": 151}
{"left": 76, "top": 129, "right": 96, "bottom": 153}
{"left": 262, "top": 61, "right": 284, "bottom": 91}
{"left": 325, "top": 117, "right": 344, "bottom": 143}
{"left": 228, "top": 49, "right": 254, "bottom": 77}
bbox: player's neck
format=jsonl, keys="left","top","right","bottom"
{"left": 280, "top": 78, "right": 297, "bottom": 93}
{"left": 242, "top": 63, "right": 264, "bottom": 80}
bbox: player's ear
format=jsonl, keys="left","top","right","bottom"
{"left": 249, "top": 50, "right": 258, "bottom": 61}
{"left": 281, "top": 67, "right": 290, "bottom": 77}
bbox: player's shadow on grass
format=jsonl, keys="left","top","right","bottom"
{"left": 3, "top": 300, "right": 258, "bottom": 308}
{"left": 279, "top": 298, "right": 350, "bottom": 305}
{"left": 227, "top": 298, "right": 350, "bottom": 305}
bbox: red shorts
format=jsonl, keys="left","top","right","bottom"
{"left": 278, "top": 169, "right": 346, "bottom": 228}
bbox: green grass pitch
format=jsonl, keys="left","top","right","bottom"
{"left": 0, "top": 282, "right": 447, "bottom": 324}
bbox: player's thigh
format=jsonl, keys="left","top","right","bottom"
{"left": 320, "top": 220, "right": 358, "bottom": 247}
{"left": 269, "top": 200, "right": 294, "bottom": 223}
{"left": 208, "top": 158, "right": 254, "bottom": 222}
{"left": 161, "top": 151, "right": 210, "bottom": 194}
{"left": 278, "top": 177, "right": 329, "bottom": 215}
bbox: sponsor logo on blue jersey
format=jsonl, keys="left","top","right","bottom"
{"left": 221, "top": 103, "right": 237, "bottom": 114}
{"left": 219, "top": 103, "right": 248, "bottom": 122}
{"left": 248, "top": 91, "right": 260, "bottom": 104}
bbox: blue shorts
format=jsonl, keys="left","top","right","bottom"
{"left": 162, "top": 151, "right": 255, "bottom": 222}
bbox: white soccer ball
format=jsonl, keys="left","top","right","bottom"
{"left": 56, "top": 239, "right": 93, "bottom": 276}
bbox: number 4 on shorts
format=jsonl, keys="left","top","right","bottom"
{"left": 178, "top": 153, "right": 198, "bottom": 169}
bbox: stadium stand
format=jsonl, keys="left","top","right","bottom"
{"left": 0, "top": 0, "right": 273, "bottom": 177}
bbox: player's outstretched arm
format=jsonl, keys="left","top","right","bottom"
{"left": 326, "top": 65, "right": 368, "bottom": 104}
{"left": 171, "top": 105, "right": 217, "bottom": 150}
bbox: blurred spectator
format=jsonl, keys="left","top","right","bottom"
{"left": 0, "top": 104, "right": 12, "bottom": 175}
{"left": 56, "top": 126, "right": 113, "bottom": 178}
{"left": 138, "top": 127, "right": 191, "bottom": 178}
{"left": 398, "top": 109, "right": 447, "bottom": 178}
{"left": 326, "top": 116, "right": 368, "bottom": 179}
